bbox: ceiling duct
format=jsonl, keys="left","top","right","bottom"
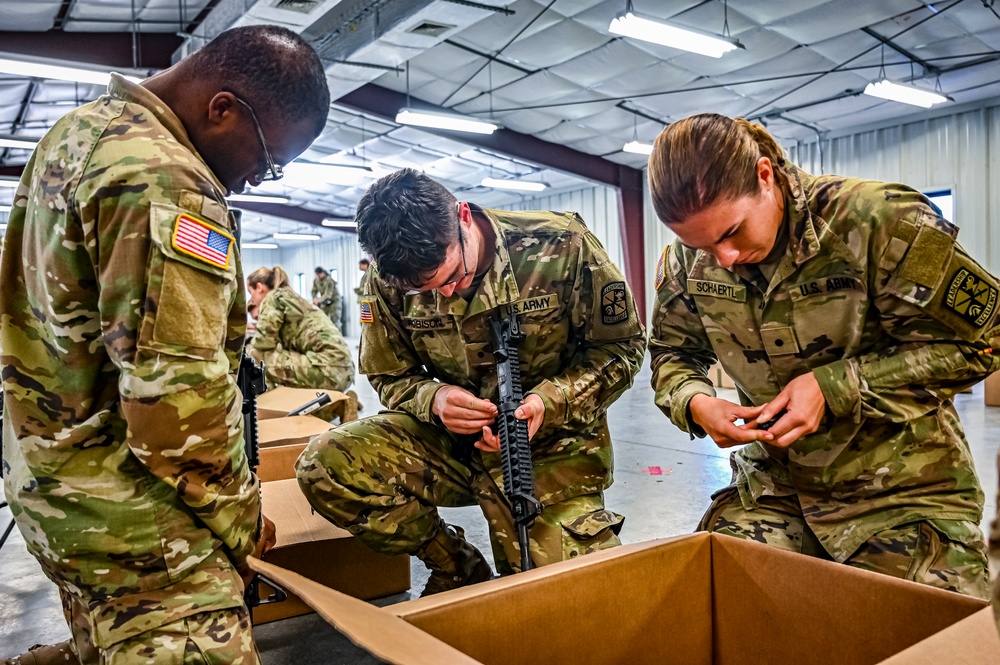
{"left": 175, "top": 0, "right": 505, "bottom": 99}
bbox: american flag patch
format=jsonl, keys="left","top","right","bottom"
{"left": 654, "top": 247, "right": 667, "bottom": 290}
{"left": 359, "top": 300, "right": 374, "bottom": 324}
{"left": 171, "top": 214, "right": 233, "bottom": 269}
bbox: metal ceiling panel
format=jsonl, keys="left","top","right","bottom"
{"left": 766, "top": 0, "right": 923, "bottom": 45}
{"left": 500, "top": 17, "right": 610, "bottom": 71}
{"left": 589, "top": 60, "right": 698, "bottom": 100}
{"left": 731, "top": 0, "right": 831, "bottom": 26}
{"left": 547, "top": 38, "right": 659, "bottom": 89}
{"left": 489, "top": 107, "right": 565, "bottom": 135}
{"left": 0, "top": 1, "right": 61, "bottom": 30}
{"left": 484, "top": 70, "right": 582, "bottom": 106}
{"left": 535, "top": 120, "right": 603, "bottom": 144}
{"left": 466, "top": 0, "right": 564, "bottom": 54}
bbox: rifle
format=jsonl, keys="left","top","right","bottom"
{"left": 287, "top": 392, "right": 332, "bottom": 417}
{"left": 237, "top": 353, "right": 287, "bottom": 620}
{"left": 488, "top": 313, "right": 543, "bottom": 573}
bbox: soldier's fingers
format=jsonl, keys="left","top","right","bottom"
{"left": 445, "top": 405, "right": 498, "bottom": 422}
{"left": 773, "top": 425, "right": 810, "bottom": 448}
{"left": 721, "top": 421, "right": 772, "bottom": 444}
{"left": 733, "top": 403, "right": 767, "bottom": 421}
{"left": 476, "top": 428, "right": 501, "bottom": 453}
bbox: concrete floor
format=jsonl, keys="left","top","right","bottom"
{"left": 2, "top": 345, "right": 998, "bottom": 662}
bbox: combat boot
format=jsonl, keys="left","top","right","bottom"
{"left": 0, "top": 641, "right": 79, "bottom": 665}
{"left": 415, "top": 522, "right": 492, "bottom": 596}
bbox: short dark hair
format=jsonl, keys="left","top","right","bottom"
{"left": 359, "top": 258, "right": 370, "bottom": 267}
{"left": 186, "top": 25, "right": 330, "bottom": 136}
{"left": 315, "top": 266, "right": 326, "bottom": 274}
{"left": 355, "top": 169, "right": 458, "bottom": 288}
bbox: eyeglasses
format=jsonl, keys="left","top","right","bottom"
{"left": 225, "top": 89, "right": 284, "bottom": 182}
{"left": 441, "top": 208, "right": 470, "bottom": 288}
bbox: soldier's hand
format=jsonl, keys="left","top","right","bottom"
{"left": 749, "top": 372, "right": 826, "bottom": 448}
{"left": 433, "top": 385, "right": 498, "bottom": 435}
{"left": 689, "top": 394, "right": 772, "bottom": 448}
{"left": 476, "top": 394, "right": 546, "bottom": 453}
{"left": 515, "top": 394, "right": 545, "bottom": 440}
{"left": 312, "top": 297, "right": 320, "bottom": 305}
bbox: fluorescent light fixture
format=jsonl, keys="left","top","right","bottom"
{"left": 481, "top": 178, "right": 548, "bottom": 192}
{"left": 0, "top": 178, "right": 19, "bottom": 188}
{"left": 282, "top": 161, "right": 373, "bottom": 187}
{"left": 227, "top": 194, "right": 291, "bottom": 204}
{"left": 0, "top": 57, "right": 142, "bottom": 86}
{"left": 0, "top": 136, "right": 38, "bottom": 150}
{"left": 863, "top": 79, "right": 950, "bottom": 109}
{"left": 0, "top": 204, "right": 12, "bottom": 213}
{"left": 396, "top": 108, "right": 498, "bottom": 135}
{"left": 242, "top": 242, "right": 279, "bottom": 249}
{"left": 321, "top": 218, "right": 358, "bottom": 228}
{"left": 623, "top": 140, "right": 654, "bottom": 155}
{"left": 273, "top": 232, "right": 321, "bottom": 241}
{"left": 609, "top": 11, "right": 742, "bottom": 58}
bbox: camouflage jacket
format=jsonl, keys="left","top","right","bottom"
{"left": 249, "top": 286, "right": 354, "bottom": 374}
{"left": 360, "top": 206, "right": 646, "bottom": 505}
{"left": 0, "top": 75, "right": 258, "bottom": 646}
{"left": 312, "top": 273, "right": 340, "bottom": 317}
{"left": 650, "top": 163, "right": 999, "bottom": 561}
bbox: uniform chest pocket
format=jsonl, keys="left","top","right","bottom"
{"left": 789, "top": 273, "right": 868, "bottom": 361}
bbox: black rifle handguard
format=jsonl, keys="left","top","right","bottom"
{"left": 489, "top": 314, "right": 542, "bottom": 572}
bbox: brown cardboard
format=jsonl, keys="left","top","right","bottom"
{"left": 879, "top": 608, "right": 1000, "bottom": 664}
{"left": 251, "top": 532, "right": 996, "bottom": 663}
{"left": 257, "top": 386, "right": 357, "bottom": 421}
{"left": 257, "top": 415, "right": 331, "bottom": 482}
{"left": 254, "top": 478, "right": 410, "bottom": 623}
{"left": 709, "top": 364, "right": 736, "bottom": 389}
{"left": 985, "top": 371, "right": 1000, "bottom": 406}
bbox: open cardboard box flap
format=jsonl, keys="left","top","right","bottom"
{"left": 257, "top": 387, "right": 350, "bottom": 420}
{"left": 879, "top": 608, "right": 1000, "bottom": 664}
{"left": 258, "top": 415, "right": 332, "bottom": 448}
{"left": 249, "top": 556, "right": 476, "bottom": 665}
{"left": 250, "top": 532, "right": 994, "bottom": 665}
{"left": 260, "top": 478, "right": 349, "bottom": 547}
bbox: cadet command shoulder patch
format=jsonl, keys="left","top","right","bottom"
{"left": 601, "top": 281, "right": 628, "bottom": 325}
{"left": 172, "top": 213, "right": 233, "bottom": 269}
{"left": 360, "top": 300, "right": 374, "bottom": 324}
{"left": 655, "top": 247, "right": 667, "bottom": 290}
{"left": 944, "top": 268, "right": 998, "bottom": 327}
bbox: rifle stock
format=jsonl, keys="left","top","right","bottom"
{"left": 489, "top": 314, "right": 542, "bottom": 572}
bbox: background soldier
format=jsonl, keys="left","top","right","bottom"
{"left": 296, "top": 168, "right": 645, "bottom": 595}
{"left": 0, "top": 25, "right": 330, "bottom": 664}
{"left": 647, "top": 113, "right": 997, "bottom": 598}
{"left": 312, "top": 266, "right": 342, "bottom": 328}
{"left": 248, "top": 265, "right": 355, "bottom": 393}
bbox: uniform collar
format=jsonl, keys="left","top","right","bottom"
{"left": 107, "top": 73, "right": 226, "bottom": 194}
{"left": 784, "top": 161, "right": 822, "bottom": 266}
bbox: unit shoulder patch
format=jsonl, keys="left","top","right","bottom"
{"left": 655, "top": 247, "right": 667, "bottom": 290}
{"left": 601, "top": 281, "right": 628, "bottom": 325}
{"left": 171, "top": 213, "right": 233, "bottom": 269}
{"left": 943, "top": 268, "right": 997, "bottom": 327}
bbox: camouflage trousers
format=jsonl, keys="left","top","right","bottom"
{"left": 60, "top": 591, "right": 258, "bottom": 665}
{"left": 295, "top": 411, "right": 624, "bottom": 575}
{"left": 700, "top": 486, "right": 989, "bottom": 599}
{"left": 262, "top": 349, "right": 353, "bottom": 393}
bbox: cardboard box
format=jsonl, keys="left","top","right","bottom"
{"left": 249, "top": 532, "right": 997, "bottom": 664}
{"left": 257, "top": 415, "right": 332, "bottom": 482}
{"left": 254, "top": 478, "right": 410, "bottom": 624}
{"left": 985, "top": 371, "right": 1000, "bottom": 406}
{"left": 709, "top": 364, "right": 736, "bottom": 389}
{"left": 257, "top": 386, "right": 357, "bottom": 422}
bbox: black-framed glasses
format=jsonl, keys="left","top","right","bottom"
{"left": 225, "top": 89, "right": 284, "bottom": 182}
{"left": 442, "top": 207, "right": 470, "bottom": 288}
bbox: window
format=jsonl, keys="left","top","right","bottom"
{"left": 924, "top": 189, "right": 953, "bottom": 223}
{"left": 296, "top": 272, "right": 308, "bottom": 297}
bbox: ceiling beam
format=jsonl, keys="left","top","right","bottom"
{"left": 0, "top": 31, "right": 179, "bottom": 71}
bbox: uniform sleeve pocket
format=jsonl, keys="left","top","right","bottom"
{"left": 139, "top": 201, "right": 236, "bottom": 360}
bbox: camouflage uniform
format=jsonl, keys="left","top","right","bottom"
{"left": 297, "top": 206, "right": 645, "bottom": 573}
{"left": 650, "top": 162, "right": 998, "bottom": 598}
{"left": 993, "top": 480, "right": 1000, "bottom": 632}
{"left": 311, "top": 273, "right": 341, "bottom": 326}
{"left": 248, "top": 286, "right": 354, "bottom": 392}
{"left": 0, "top": 75, "right": 261, "bottom": 663}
